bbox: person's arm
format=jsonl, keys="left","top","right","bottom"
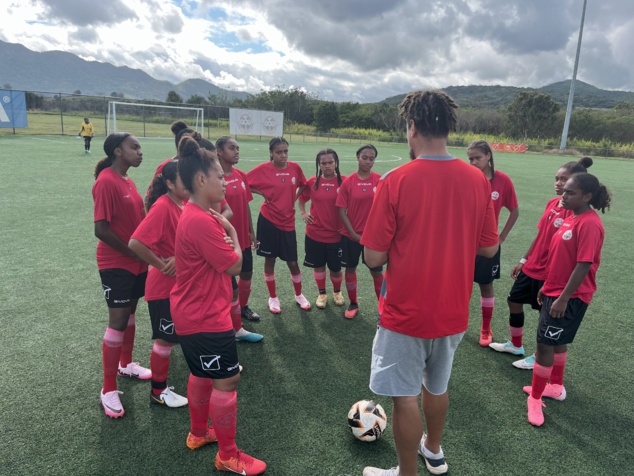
{"left": 95, "top": 220, "right": 142, "bottom": 261}
{"left": 128, "top": 238, "right": 174, "bottom": 276}
{"left": 220, "top": 201, "right": 233, "bottom": 221}
{"left": 511, "top": 236, "right": 538, "bottom": 280}
{"left": 246, "top": 203, "right": 257, "bottom": 249}
{"left": 364, "top": 247, "right": 387, "bottom": 268}
{"left": 499, "top": 206, "right": 519, "bottom": 244}
{"left": 538, "top": 262, "right": 591, "bottom": 316}
{"left": 338, "top": 208, "right": 361, "bottom": 242}
{"left": 298, "top": 200, "right": 314, "bottom": 225}
{"left": 208, "top": 209, "right": 243, "bottom": 276}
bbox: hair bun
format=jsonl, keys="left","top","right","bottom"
{"left": 579, "top": 156, "right": 593, "bottom": 169}
{"left": 171, "top": 121, "right": 189, "bottom": 135}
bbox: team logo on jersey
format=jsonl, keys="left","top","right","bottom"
{"left": 200, "top": 354, "right": 221, "bottom": 372}
{"left": 326, "top": 187, "right": 330, "bottom": 192}
{"left": 292, "top": 177, "right": 296, "bottom": 185}
{"left": 554, "top": 218, "right": 564, "bottom": 228}
{"left": 102, "top": 285, "right": 111, "bottom": 300}
{"left": 562, "top": 230, "right": 573, "bottom": 240}
{"left": 491, "top": 191, "right": 500, "bottom": 200}
{"left": 362, "top": 188, "right": 366, "bottom": 192}
{"left": 336, "top": 187, "right": 340, "bottom": 193}
{"left": 241, "top": 181, "right": 246, "bottom": 189}
{"left": 373, "top": 186, "right": 377, "bottom": 193}
{"left": 281, "top": 178, "right": 285, "bottom": 183}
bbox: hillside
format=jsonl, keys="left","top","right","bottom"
{"left": 0, "top": 40, "right": 249, "bottom": 102}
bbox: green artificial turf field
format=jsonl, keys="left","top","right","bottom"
{"left": 1, "top": 134, "right": 632, "bottom": 475}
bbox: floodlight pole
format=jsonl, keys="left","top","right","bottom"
{"left": 560, "top": 0, "right": 588, "bottom": 150}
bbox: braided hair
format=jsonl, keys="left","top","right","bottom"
{"left": 399, "top": 89, "right": 458, "bottom": 138}
{"left": 314, "top": 148, "right": 342, "bottom": 190}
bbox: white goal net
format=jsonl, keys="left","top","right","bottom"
{"left": 107, "top": 101, "right": 204, "bottom": 138}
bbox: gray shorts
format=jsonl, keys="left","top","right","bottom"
{"left": 369, "top": 326, "right": 464, "bottom": 396}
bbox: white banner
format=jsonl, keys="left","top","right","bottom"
{"left": 229, "top": 108, "right": 284, "bottom": 137}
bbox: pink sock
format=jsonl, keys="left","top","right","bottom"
{"left": 372, "top": 274, "right": 383, "bottom": 299}
{"left": 264, "top": 273, "right": 277, "bottom": 298}
{"left": 102, "top": 327, "right": 124, "bottom": 393}
{"left": 150, "top": 341, "right": 172, "bottom": 394}
{"left": 119, "top": 314, "right": 136, "bottom": 368}
{"left": 345, "top": 271, "right": 358, "bottom": 303}
{"left": 209, "top": 389, "right": 238, "bottom": 460}
{"left": 230, "top": 299, "right": 242, "bottom": 332}
{"left": 291, "top": 272, "right": 302, "bottom": 296}
{"left": 550, "top": 352, "right": 568, "bottom": 386}
{"left": 510, "top": 326, "right": 524, "bottom": 348}
{"left": 330, "top": 272, "right": 343, "bottom": 293}
{"left": 314, "top": 270, "right": 327, "bottom": 293}
{"left": 481, "top": 297, "right": 494, "bottom": 332}
{"left": 238, "top": 279, "right": 252, "bottom": 308}
{"left": 531, "top": 362, "right": 553, "bottom": 399}
{"left": 187, "top": 374, "right": 213, "bottom": 437}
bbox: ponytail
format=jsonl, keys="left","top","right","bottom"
{"left": 95, "top": 132, "right": 131, "bottom": 179}
{"left": 570, "top": 172, "right": 612, "bottom": 214}
{"left": 145, "top": 160, "right": 179, "bottom": 211}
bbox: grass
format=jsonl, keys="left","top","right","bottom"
{"left": 0, "top": 135, "right": 632, "bottom": 476}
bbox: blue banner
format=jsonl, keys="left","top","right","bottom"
{"left": 0, "top": 90, "right": 28, "bottom": 128}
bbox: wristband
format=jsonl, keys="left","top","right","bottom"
{"left": 519, "top": 258, "right": 527, "bottom": 264}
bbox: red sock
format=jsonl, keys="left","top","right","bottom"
{"left": 119, "top": 314, "right": 136, "bottom": 368}
{"left": 372, "top": 274, "right": 383, "bottom": 299}
{"left": 209, "top": 389, "right": 238, "bottom": 460}
{"left": 314, "top": 270, "right": 327, "bottom": 293}
{"left": 531, "top": 362, "right": 553, "bottom": 399}
{"left": 264, "top": 273, "right": 277, "bottom": 298}
{"left": 187, "top": 374, "right": 213, "bottom": 437}
{"left": 550, "top": 352, "right": 568, "bottom": 386}
{"left": 510, "top": 326, "right": 524, "bottom": 348}
{"left": 230, "top": 299, "right": 242, "bottom": 332}
{"left": 102, "top": 327, "right": 124, "bottom": 393}
{"left": 291, "top": 272, "right": 302, "bottom": 296}
{"left": 345, "top": 271, "right": 358, "bottom": 303}
{"left": 238, "top": 279, "right": 252, "bottom": 308}
{"left": 480, "top": 297, "right": 494, "bottom": 332}
{"left": 150, "top": 341, "right": 172, "bottom": 394}
{"left": 330, "top": 272, "right": 343, "bottom": 293}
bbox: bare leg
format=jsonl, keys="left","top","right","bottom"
{"left": 421, "top": 386, "right": 449, "bottom": 454}
{"left": 392, "top": 395, "right": 423, "bottom": 476}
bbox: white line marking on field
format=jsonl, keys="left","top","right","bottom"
{"left": 31, "top": 138, "right": 67, "bottom": 144}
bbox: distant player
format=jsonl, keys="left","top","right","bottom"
{"left": 170, "top": 136, "right": 266, "bottom": 474}
{"left": 78, "top": 117, "right": 95, "bottom": 153}
{"left": 128, "top": 159, "right": 189, "bottom": 409}
{"left": 490, "top": 158, "right": 593, "bottom": 369}
{"left": 246, "top": 137, "right": 310, "bottom": 314}
{"left": 93, "top": 133, "right": 151, "bottom": 418}
{"left": 298, "top": 148, "right": 346, "bottom": 309}
{"left": 336, "top": 144, "right": 383, "bottom": 319}
{"left": 525, "top": 172, "right": 610, "bottom": 426}
{"left": 467, "top": 140, "right": 519, "bottom": 346}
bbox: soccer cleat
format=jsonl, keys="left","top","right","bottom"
{"left": 513, "top": 354, "right": 536, "bottom": 370}
{"left": 316, "top": 293, "right": 328, "bottom": 309}
{"left": 268, "top": 297, "right": 281, "bottom": 314}
{"left": 100, "top": 389, "right": 125, "bottom": 418}
{"left": 344, "top": 303, "right": 359, "bottom": 319}
{"left": 295, "top": 293, "right": 311, "bottom": 310}
{"left": 241, "top": 306, "right": 260, "bottom": 322}
{"left": 523, "top": 383, "right": 567, "bottom": 401}
{"left": 118, "top": 362, "right": 152, "bottom": 380}
{"left": 186, "top": 427, "right": 217, "bottom": 450}
{"left": 418, "top": 433, "right": 449, "bottom": 475}
{"left": 333, "top": 291, "right": 345, "bottom": 306}
{"left": 527, "top": 395, "right": 546, "bottom": 426}
{"left": 489, "top": 340, "right": 525, "bottom": 356}
{"left": 363, "top": 467, "right": 400, "bottom": 476}
{"left": 235, "top": 328, "right": 264, "bottom": 343}
{"left": 479, "top": 329, "right": 493, "bottom": 347}
{"left": 150, "top": 386, "right": 188, "bottom": 408}
{"left": 215, "top": 450, "right": 267, "bottom": 475}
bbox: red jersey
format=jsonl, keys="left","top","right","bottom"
{"left": 170, "top": 204, "right": 239, "bottom": 335}
{"left": 336, "top": 171, "right": 381, "bottom": 238}
{"left": 246, "top": 161, "right": 306, "bottom": 231}
{"left": 489, "top": 170, "right": 518, "bottom": 225}
{"left": 361, "top": 157, "right": 498, "bottom": 339}
{"left": 223, "top": 168, "right": 253, "bottom": 250}
{"left": 92, "top": 167, "right": 147, "bottom": 275}
{"left": 522, "top": 197, "right": 574, "bottom": 281}
{"left": 541, "top": 210, "right": 604, "bottom": 305}
{"left": 146, "top": 157, "right": 174, "bottom": 198}
{"left": 130, "top": 194, "right": 182, "bottom": 301}
{"left": 299, "top": 175, "right": 347, "bottom": 243}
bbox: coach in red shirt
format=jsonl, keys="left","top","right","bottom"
{"left": 361, "top": 90, "right": 499, "bottom": 476}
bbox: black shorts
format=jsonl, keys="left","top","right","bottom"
{"left": 507, "top": 271, "right": 544, "bottom": 310}
{"left": 340, "top": 235, "right": 383, "bottom": 272}
{"left": 537, "top": 296, "right": 588, "bottom": 346}
{"left": 99, "top": 269, "right": 147, "bottom": 308}
{"left": 84, "top": 136, "right": 92, "bottom": 144}
{"left": 474, "top": 247, "right": 502, "bottom": 284}
{"left": 303, "top": 235, "right": 342, "bottom": 272}
{"left": 256, "top": 213, "right": 298, "bottom": 262}
{"left": 147, "top": 299, "right": 179, "bottom": 344}
{"left": 241, "top": 247, "right": 253, "bottom": 274}
{"left": 179, "top": 330, "right": 240, "bottom": 379}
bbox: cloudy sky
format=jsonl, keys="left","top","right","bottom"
{"left": 2, "top": 0, "right": 633, "bottom": 102}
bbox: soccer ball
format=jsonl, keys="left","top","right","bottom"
{"left": 347, "top": 400, "right": 387, "bottom": 442}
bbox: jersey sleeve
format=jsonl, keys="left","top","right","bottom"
{"left": 479, "top": 195, "right": 499, "bottom": 248}
{"left": 246, "top": 165, "right": 263, "bottom": 191}
{"left": 576, "top": 218, "right": 603, "bottom": 263}
{"left": 298, "top": 177, "right": 315, "bottom": 203}
{"left": 93, "top": 178, "right": 114, "bottom": 223}
{"left": 360, "top": 178, "right": 395, "bottom": 252}
{"left": 503, "top": 175, "right": 519, "bottom": 211}
{"left": 335, "top": 177, "right": 350, "bottom": 208}
{"left": 241, "top": 171, "right": 254, "bottom": 202}
{"left": 192, "top": 217, "right": 240, "bottom": 273}
{"left": 131, "top": 201, "right": 166, "bottom": 250}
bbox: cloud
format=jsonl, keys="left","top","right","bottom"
{"left": 37, "top": 0, "right": 137, "bottom": 26}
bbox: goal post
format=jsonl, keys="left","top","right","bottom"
{"left": 107, "top": 101, "right": 204, "bottom": 138}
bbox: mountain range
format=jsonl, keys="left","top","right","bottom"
{"left": 1, "top": 39, "right": 633, "bottom": 109}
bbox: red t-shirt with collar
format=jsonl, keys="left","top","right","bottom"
{"left": 489, "top": 170, "right": 518, "bottom": 225}
{"left": 541, "top": 209, "right": 604, "bottom": 304}
{"left": 336, "top": 171, "right": 381, "bottom": 238}
{"left": 361, "top": 156, "right": 498, "bottom": 339}
{"left": 223, "top": 168, "right": 253, "bottom": 250}
{"left": 170, "top": 204, "right": 239, "bottom": 335}
{"left": 93, "top": 167, "right": 148, "bottom": 275}
{"left": 130, "top": 194, "right": 182, "bottom": 301}
{"left": 522, "top": 197, "right": 574, "bottom": 281}
{"left": 246, "top": 161, "right": 306, "bottom": 231}
{"left": 299, "top": 175, "right": 347, "bottom": 243}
